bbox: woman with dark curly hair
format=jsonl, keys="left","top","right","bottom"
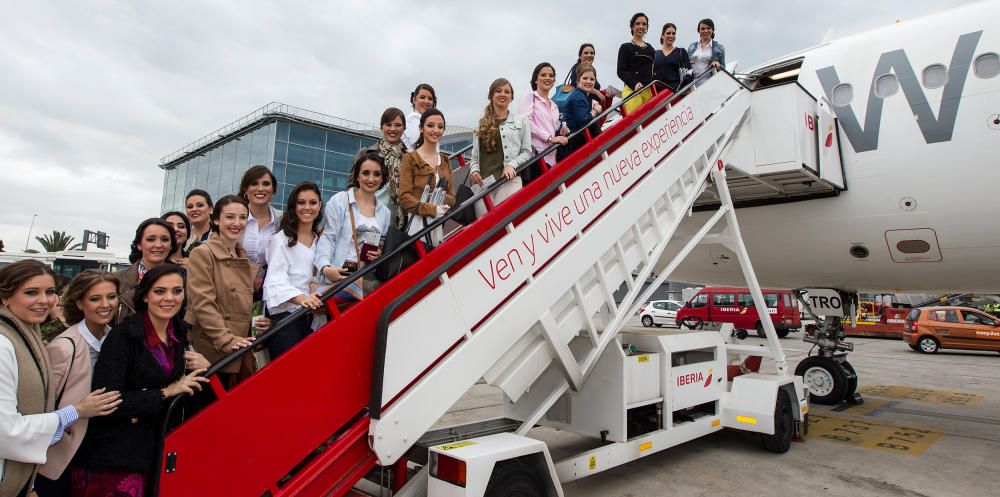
{"left": 113, "top": 218, "right": 177, "bottom": 323}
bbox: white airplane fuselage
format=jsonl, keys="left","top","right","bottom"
{"left": 670, "top": 1, "right": 1000, "bottom": 293}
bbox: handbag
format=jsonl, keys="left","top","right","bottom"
{"left": 452, "top": 174, "right": 478, "bottom": 225}
{"left": 551, "top": 83, "right": 575, "bottom": 115}
{"left": 374, "top": 212, "right": 435, "bottom": 281}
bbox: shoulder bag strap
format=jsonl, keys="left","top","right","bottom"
{"left": 347, "top": 205, "right": 362, "bottom": 262}
{"left": 54, "top": 336, "right": 77, "bottom": 407}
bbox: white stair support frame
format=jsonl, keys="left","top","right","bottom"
{"left": 539, "top": 311, "right": 585, "bottom": 391}
{"left": 370, "top": 74, "right": 752, "bottom": 465}
{"left": 714, "top": 164, "right": 790, "bottom": 375}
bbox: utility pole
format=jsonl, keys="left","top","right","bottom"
{"left": 24, "top": 214, "right": 37, "bottom": 251}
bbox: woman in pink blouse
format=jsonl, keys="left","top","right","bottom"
{"left": 518, "top": 62, "right": 569, "bottom": 181}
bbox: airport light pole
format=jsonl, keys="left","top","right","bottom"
{"left": 24, "top": 214, "right": 37, "bottom": 251}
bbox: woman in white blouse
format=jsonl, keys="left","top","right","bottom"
{"left": 239, "top": 165, "right": 283, "bottom": 267}
{"left": 402, "top": 83, "right": 438, "bottom": 150}
{"left": 262, "top": 181, "right": 324, "bottom": 359}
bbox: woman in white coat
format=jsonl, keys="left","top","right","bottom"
{"left": 0, "top": 261, "right": 120, "bottom": 497}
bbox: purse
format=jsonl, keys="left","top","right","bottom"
{"left": 452, "top": 176, "right": 478, "bottom": 226}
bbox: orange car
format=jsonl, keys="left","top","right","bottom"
{"left": 903, "top": 306, "right": 1000, "bottom": 354}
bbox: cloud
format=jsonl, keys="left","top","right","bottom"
{"left": 0, "top": 0, "right": 977, "bottom": 255}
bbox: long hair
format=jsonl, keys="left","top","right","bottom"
{"left": 0, "top": 260, "right": 55, "bottom": 301}
{"left": 133, "top": 263, "right": 185, "bottom": 315}
{"left": 62, "top": 269, "right": 119, "bottom": 325}
{"left": 413, "top": 108, "right": 446, "bottom": 150}
{"left": 348, "top": 151, "right": 388, "bottom": 189}
{"left": 476, "top": 78, "right": 513, "bottom": 154}
{"left": 209, "top": 195, "right": 249, "bottom": 234}
{"left": 530, "top": 62, "right": 554, "bottom": 91}
{"left": 238, "top": 165, "right": 278, "bottom": 202}
{"left": 161, "top": 211, "right": 190, "bottom": 246}
{"left": 278, "top": 182, "right": 324, "bottom": 247}
{"left": 409, "top": 83, "right": 438, "bottom": 110}
{"left": 128, "top": 218, "right": 179, "bottom": 264}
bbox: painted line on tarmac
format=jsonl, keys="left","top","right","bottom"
{"left": 860, "top": 384, "right": 984, "bottom": 407}
{"left": 808, "top": 413, "right": 943, "bottom": 455}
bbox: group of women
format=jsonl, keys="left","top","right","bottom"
{"left": 617, "top": 14, "right": 726, "bottom": 112}
{"left": 0, "top": 13, "right": 728, "bottom": 497}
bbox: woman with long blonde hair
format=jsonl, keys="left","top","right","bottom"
{"left": 468, "top": 78, "right": 532, "bottom": 217}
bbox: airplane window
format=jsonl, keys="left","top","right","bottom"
{"left": 922, "top": 64, "right": 948, "bottom": 89}
{"left": 831, "top": 83, "right": 853, "bottom": 106}
{"left": 875, "top": 74, "right": 899, "bottom": 98}
{"left": 975, "top": 53, "right": 1000, "bottom": 79}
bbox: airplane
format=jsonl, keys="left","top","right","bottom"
{"left": 666, "top": 0, "right": 1000, "bottom": 295}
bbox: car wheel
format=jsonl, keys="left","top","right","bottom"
{"left": 762, "top": 388, "right": 794, "bottom": 453}
{"left": 777, "top": 328, "right": 790, "bottom": 338}
{"left": 918, "top": 336, "right": 940, "bottom": 354}
{"left": 909, "top": 344, "right": 920, "bottom": 351}
{"left": 841, "top": 360, "right": 859, "bottom": 395}
{"left": 795, "top": 356, "right": 848, "bottom": 405}
{"left": 641, "top": 315, "right": 653, "bottom": 327}
{"left": 756, "top": 323, "right": 766, "bottom": 338}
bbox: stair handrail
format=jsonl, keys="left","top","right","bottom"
{"left": 152, "top": 69, "right": 721, "bottom": 496}
{"left": 369, "top": 69, "right": 725, "bottom": 418}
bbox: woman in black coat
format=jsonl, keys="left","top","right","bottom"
{"left": 73, "top": 264, "right": 209, "bottom": 496}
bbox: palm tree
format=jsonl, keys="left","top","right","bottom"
{"left": 35, "top": 230, "right": 82, "bottom": 252}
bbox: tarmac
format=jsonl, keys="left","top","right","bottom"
{"left": 434, "top": 317, "right": 1000, "bottom": 497}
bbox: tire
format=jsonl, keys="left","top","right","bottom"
{"left": 641, "top": 315, "right": 653, "bottom": 327}
{"left": 762, "top": 389, "right": 794, "bottom": 453}
{"left": 484, "top": 460, "right": 545, "bottom": 497}
{"left": 655, "top": 324, "right": 663, "bottom": 328}
{"left": 909, "top": 344, "right": 920, "bottom": 351}
{"left": 918, "top": 336, "right": 940, "bottom": 354}
{"left": 841, "top": 360, "right": 859, "bottom": 395}
{"left": 795, "top": 356, "right": 848, "bottom": 405}
{"left": 776, "top": 328, "right": 790, "bottom": 338}
{"left": 682, "top": 318, "right": 704, "bottom": 330}
{"left": 756, "top": 323, "right": 766, "bottom": 338}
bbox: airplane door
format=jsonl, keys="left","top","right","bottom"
{"left": 817, "top": 100, "right": 845, "bottom": 189}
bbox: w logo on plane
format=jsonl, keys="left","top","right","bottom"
{"left": 816, "top": 31, "right": 982, "bottom": 153}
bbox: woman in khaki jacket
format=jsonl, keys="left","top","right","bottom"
{"left": 398, "top": 108, "right": 456, "bottom": 242}
{"left": 185, "top": 195, "right": 270, "bottom": 388}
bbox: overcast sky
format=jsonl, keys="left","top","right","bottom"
{"left": 0, "top": 0, "right": 978, "bottom": 256}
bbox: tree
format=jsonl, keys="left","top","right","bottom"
{"left": 0, "top": 239, "right": 5, "bottom": 252}
{"left": 35, "top": 230, "right": 82, "bottom": 252}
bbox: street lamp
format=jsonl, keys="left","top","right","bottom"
{"left": 24, "top": 214, "right": 37, "bottom": 251}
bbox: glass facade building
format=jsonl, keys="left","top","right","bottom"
{"left": 159, "top": 103, "right": 472, "bottom": 213}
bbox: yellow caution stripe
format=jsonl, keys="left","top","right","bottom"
{"left": 736, "top": 415, "right": 758, "bottom": 425}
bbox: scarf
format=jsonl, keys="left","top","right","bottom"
{"left": 378, "top": 139, "right": 407, "bottom": 228}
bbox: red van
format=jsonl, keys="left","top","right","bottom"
{"left": 676, "top": 287, "right": 801, "bottom": 337}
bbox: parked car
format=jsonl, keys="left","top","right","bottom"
{"left": 903, "top": 306, "right": 1000, "bottom": 354}
{"left": 675, "top": 287, "right": 801, "bottom": 337}
{"left": 638, "top": 300, "right": 683, "bottom": 327}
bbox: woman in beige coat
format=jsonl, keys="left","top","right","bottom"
{"left": 185, "top": 195, "right": 270, "bottom": 388}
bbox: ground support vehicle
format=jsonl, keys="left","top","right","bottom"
{"left": 676, "top": 287, "right": 801, "bottom": 338}
{"left": 152, "top": 71, "right": 812, "bottom": 497}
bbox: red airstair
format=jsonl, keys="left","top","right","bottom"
{"left": 153, "top": 71, "right": 748, "bottom": 496}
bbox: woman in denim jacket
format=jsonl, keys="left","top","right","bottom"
{"left": 469, "top": 78, "right": 532, "bottom": 217}
{"left": 687, "top": 18, "right": 725, "bottom": 79}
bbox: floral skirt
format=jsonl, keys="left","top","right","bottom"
{"left": 71, "top": 468, "right": 145, "bottom": 497}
